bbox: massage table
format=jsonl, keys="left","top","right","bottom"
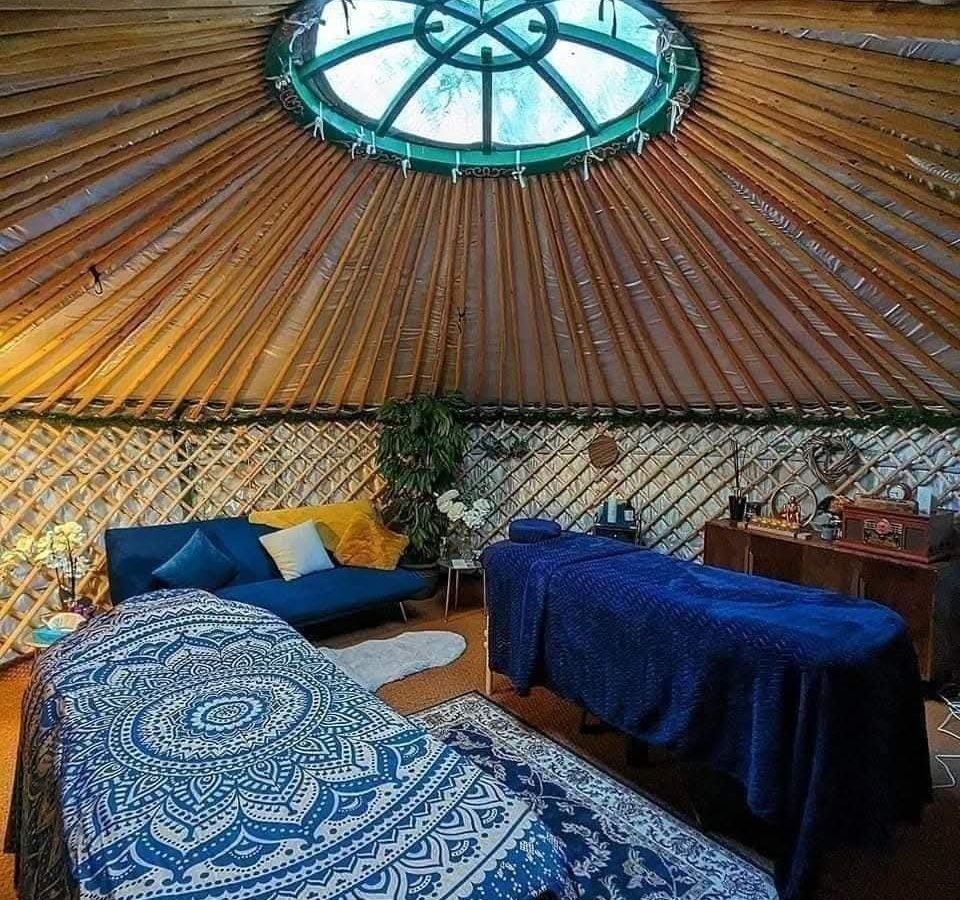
{"left": 482, "top": 532, "right": 931, "bottom": 900}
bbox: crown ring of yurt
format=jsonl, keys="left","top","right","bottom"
{"left": 1, "top": 4, "right": 958, "bottom": 900}
{"left": 267, "top": 0, "right": 700, "bottom": 178}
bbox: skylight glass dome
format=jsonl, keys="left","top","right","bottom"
{"left": 266, "top": 0, "right": 700, "bottom": 176}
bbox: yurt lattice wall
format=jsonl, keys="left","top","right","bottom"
{"left": 3, "top": 415, "right": 958, "bottom": 664}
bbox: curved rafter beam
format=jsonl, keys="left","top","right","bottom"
{"left": 0, "top": 0, "right": 955, "bottom": 418}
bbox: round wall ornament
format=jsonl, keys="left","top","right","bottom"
{"left": 265, "top": 0, "right": 701, "bottom": 178}
{"left": 805, "top": 435, "right": 858, "bottom": 486}
{"left": 588, "top": 432, "right": 619, "bottom": 469}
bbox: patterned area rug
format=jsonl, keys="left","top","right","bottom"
{"left": 416, "top": 694, "right": 776, "bottom": 900}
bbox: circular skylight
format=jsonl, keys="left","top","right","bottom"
{"left": 266, "top": 0, "right": 700, "bottom": 177}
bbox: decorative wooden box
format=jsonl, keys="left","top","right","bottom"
{"left": 838, "top": 504, "right": 955, "bottom": 563}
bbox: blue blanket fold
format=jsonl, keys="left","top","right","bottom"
{"left": 484, "top": 534, "right": 931, "bottom": 900}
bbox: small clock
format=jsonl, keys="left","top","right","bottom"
{"left": 884, "top": 481, "right": 913, "bottom": 503}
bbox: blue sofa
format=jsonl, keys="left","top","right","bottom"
{"left": 104, "top": 516, "right": 429, "bottom": 628}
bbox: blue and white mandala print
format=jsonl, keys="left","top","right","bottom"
{"left": 17, "top": 591, "right": 570, "bottom": 900}
{"left": 417, "top": 694, "right": 777, "bottom": 900}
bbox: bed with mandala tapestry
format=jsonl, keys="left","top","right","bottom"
{"left": 6, "top": 590, "right": 571, "bottom": 900}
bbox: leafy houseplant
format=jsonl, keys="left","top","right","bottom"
{"left": 376, "top": 394, "right": 470, "bottom": 565}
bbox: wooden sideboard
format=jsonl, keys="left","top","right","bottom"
{"left": 704, "top": 519, "right": 960, "bottom": 683}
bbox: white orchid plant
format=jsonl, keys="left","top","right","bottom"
{"left": 1, "top": 521, "right": 94, "bottom": 615}
{"left": 436, "top": 489, "right": 493, "bottom": 560}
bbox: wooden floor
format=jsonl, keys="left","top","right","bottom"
{"left": 3, "top": 585, "right": 959, "bottom": 900}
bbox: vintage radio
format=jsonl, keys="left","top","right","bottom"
{"left": 838, "top": 504, "right": 956, "bottom": 563}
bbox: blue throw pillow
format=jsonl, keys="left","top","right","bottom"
{"left": 152, "top": 530, "right": 237, "bottom": 591}
{"left": 509, "top": 518, "right": 561, "bottom": 543}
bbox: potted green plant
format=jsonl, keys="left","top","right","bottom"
{"left": 376, "top": 394, "right": 469, "bottom": 566}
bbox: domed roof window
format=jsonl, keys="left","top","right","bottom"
{"left": 267, "top": 0, "right": 700, "bottom": 177}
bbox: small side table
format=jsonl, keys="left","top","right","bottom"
{"left": 440, "top": 558, "right": 486, "bottom": 620}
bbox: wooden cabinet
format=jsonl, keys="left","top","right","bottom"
{"left": 704, "top": 519, "right": 960, "bottom": 683}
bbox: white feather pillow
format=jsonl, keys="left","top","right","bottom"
{"left": 259, "top": 520, "right": 334, "bottom": 581}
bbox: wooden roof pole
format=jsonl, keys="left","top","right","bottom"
{"left": 660, "top": 144, "right": 900, "bottom": 409}
{"left": 697, "top": 110, "right": 960, "bottom": 325}
{"left": 430, "top": 177, "right": 473, "bottom": 399}
{"left": 628, "top": 149, "right": 839, "bottom": 411}
{"left": 348, "top": 176, "right": 432, "bottom": 408}
{"left": 253, "top": 167, "right": 390, "bottom": 412}
{"left": 214, "top": 161, "right": 377, "bottom": 414}
{"left": 281, "top": 172, "right": 400, "bottom": 410}
{"left": 686, "top": 125, "right": 960, "bottom": 403}
{"left": 563, "top": 173, "right": 678, "bottom": 409}
{"left": 153, "top": 147, "right": 360, "bottom": 417}
{"left": 332, "top": 175, "right": 429, "bottom": 409}
{"left": 0, "top": 127, "right": 298, "bottom": 407}
{"left": 374, "top": 179, "right": 445, "bottom": 406}
{"left": 306, "top": 174, "right": 414, "bottom": 408}
{"left": 515, "top": 178, "right": 572, "bottom": 409}
{"left": 569, "top": 166, "right": 722, "bottom": 411}
{"left": 0, "top": 107, "right": 278, "bottom": 325}
{"left": 607, "top": 158, "right": 789, "bottom": 412}
{"left": 0, "top": 89, "right": 266, "bottom": 230}
{"left": 702, "top": 90, "right": 960, "bottom": 232}
{"left": 584, "top": 164, "right": 765, "bottom": 410}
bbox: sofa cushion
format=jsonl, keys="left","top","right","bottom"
{"left": 335, "top": 515, "right": 408, "bottom": 570}
{"left": 105, "top": 517, "right": 278, "bottom": 603}
{"left": 152, "top": 530, "right": 237, "bottom": 591}
{"left": 217, "top": 566, "right": 428, "bottom": 626}
{"left": 259, "top": 521, "right": 334, "bottom": 581}
{"left": 248, "top": 499, "right": 377, "bottom": 551}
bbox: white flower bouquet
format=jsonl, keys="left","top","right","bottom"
{"left": 436, "top": 490, "right": 493, "bottom": 560}
{"left": 1, "top": 521, "right": 95, "bottom": 616}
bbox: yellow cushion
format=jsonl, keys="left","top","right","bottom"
{"left": 335, "top": 514, "right": 408, "bottom": 571}
{"left": 249, "top": 500, "right": 376, "bottom": 551}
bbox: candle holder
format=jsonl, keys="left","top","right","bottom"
{"left": 728, "top": 495, "right": 747, "bottom": 523}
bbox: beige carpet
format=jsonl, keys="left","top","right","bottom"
{"left": 3, "top": 584, "right": 959, "bottom": 900}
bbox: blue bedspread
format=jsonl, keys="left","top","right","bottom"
{"left": 484, "top": 534, "right": 931, "bottom": 900}
{"left": 7, "top": 590, "right": 571, "bottom": 900}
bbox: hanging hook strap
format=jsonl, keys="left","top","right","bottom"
{"left": 582, "top": 136, "right": 602, "bottom": 181}
{"left": 598, "top": 0, "right": 617, "bottom": 38}
{"left": 350, "top": 126, "right": 366, "bottom": 159}
{"left": 512, "top": 150, "right": 526, "bottom": 188}
{"left": 284, "top": 15, "right": 319, "bottom": 54}
{"left": 668, "top": 88, "right": 692, "bottom": 135}
{"left": 628, "top": 110, "right": 650, "bottom": 154}
{"left": 452, "top": 150, "right": 462, "bottom": 184}
{"left": 310, "top": 103, "right": 325, "bottom": 139}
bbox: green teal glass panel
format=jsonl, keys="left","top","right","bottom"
{"left": 266, "top": 0, "right": 701, "bottom": 177}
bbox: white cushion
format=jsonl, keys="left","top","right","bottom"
{"left": 259, "top": 520, "right": 334, "bottom": 581}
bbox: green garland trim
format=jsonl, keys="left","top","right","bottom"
{"left": 0, "top": 405, "right": 957, "bottom": 433}
{"left": 472, "top": 406, "right": 960, "bottom": 433}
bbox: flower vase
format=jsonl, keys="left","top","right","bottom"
{"left": 59, "top": 588, "right": 95, "bottom": 620}
{"left": 450, "top": 529, "right": 478, "bottom": 563}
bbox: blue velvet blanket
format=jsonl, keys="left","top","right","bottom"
{"left": 7, "top": 590, "right": 571, "bottom": 900}
{"left": 484, "top": 534, "right": 931, "bottom": 900}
